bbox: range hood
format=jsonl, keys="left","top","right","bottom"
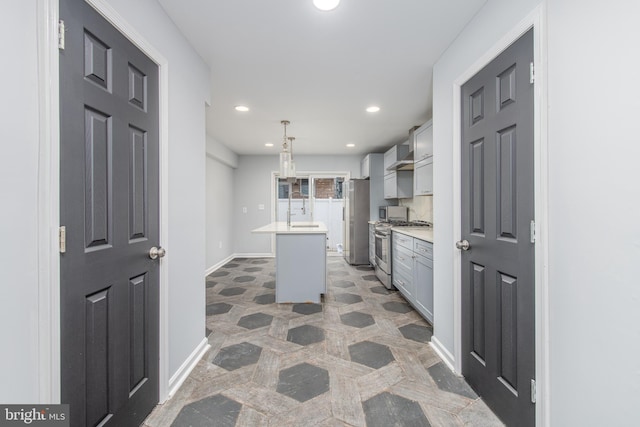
{"left": 386, "top": 126, "right": 419, "bottom": 171}
{"left": 386, "top": 150, "right": 414, "bottom": 171}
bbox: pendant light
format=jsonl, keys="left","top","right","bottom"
{"left": 279, "top": 120, "right": 296, "bottom": 178}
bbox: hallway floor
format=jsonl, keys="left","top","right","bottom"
{"left": 144, "top": 257, "right": 502, "bottom": 426}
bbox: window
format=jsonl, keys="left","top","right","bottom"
{"left": 313, "top": 177, "right": 344, "bottom": 199}
{"left": 278, "top": 178, "right": 309, "bottom": 199}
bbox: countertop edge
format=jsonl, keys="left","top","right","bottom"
{"left": 391, "top": 227, "right": 434, "bottom": 243}
{"left": 252, "top": 221, "right": 329, "bottom": 234}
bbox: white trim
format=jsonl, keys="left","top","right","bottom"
{"left": 204, "top": 254, "right": 236, "bottom": 277}
{"left": 532, "top": 5, "right": 550, "bottom": 426}
{"left": 235, "top": 253, "right": 275, "bottom": 259}
{"left": 167, "top": 338, "right": 210, "bottom": 399}
{"left": 430, "top": 337, "right": 456, "bottom": 373}
{"left": 37, "top": 0, "right": 61, "bottom": 404}
{"left": 450, "top": 5, "right": 549, "bottom": 426}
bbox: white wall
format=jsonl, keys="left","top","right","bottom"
{"left": 233, "top": 155, "right": 361, "bottom": 255}
{"left": 0, "top": 0, "right": 211, "bottom": 402}
{"left": 103, "top": 0, "right": 211, "bottom": 381}
{"left": 546, "top": 0, "right": 640, "bottom": 424}
{"left": 206, "top": 135, "right": 237, "bottom": 270}
{"left": 433, "top": 0, "right": 640, "bottom": 424}
{"left": 0, "top": 1, "right": 41, "bottom": 403}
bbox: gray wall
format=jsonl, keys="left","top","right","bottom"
{"left": 0, "top": 0, "right": 41, "bottom": 402}
{"left": 433, "top": 0, "right": 640, "bottom": 424}
{"left": 206, "top": 135, "right": 237, "bottom": 269}
{"left": 546, "top": 0, "right": 640, "bottom": 423}
{"left": 0, "top": 0, "right": 210, "bottom": 402}
{"left": 233, "top": 155, "right": 361, "bottom": 255}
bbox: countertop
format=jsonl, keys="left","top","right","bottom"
{"left": 252, "top": 221, "right": 328, "bottom": 234}
{"left": 392, "top": 227, "right": 434, "bottom": 243}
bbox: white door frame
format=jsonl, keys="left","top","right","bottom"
{"left": 270, "top": 171, "right": 351, "bottom": 255}
{"left": 37, "top": 0, "right": 171, "bottom": 404}
{"left": 450, "top": 5, "right": 549, "bottom": 426}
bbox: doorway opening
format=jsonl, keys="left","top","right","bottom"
{"left": 274, "top": 173, "right": 347, "bottom": 255}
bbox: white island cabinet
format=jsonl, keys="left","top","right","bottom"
{"left": 252, "top": 222, "right": 327, "bottom": 303}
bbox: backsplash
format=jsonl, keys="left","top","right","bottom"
{"left": 400, "top": 195, "right": 433, "bottom": 224}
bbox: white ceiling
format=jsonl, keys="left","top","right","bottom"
{"left": 157, "top": 0, "right": 487, "bottom": 155}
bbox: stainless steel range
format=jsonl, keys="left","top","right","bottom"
{"left": 374, "top": 220, "right": 432, "bottom": 289}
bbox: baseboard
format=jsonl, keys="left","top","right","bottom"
{"left": 234, "top": 252, "right": 274, "bottom": 259}
{"left": 205, "top": 253, "right": 275, "bottom": 277}
{"left": 430, "top": 336, "right": 457, "bottom": 374}
{"left": 166, "top": 338, "right": 210, "bottom": 400}
{"left": 204, "top": 254, "right": 236, "bottom": 276}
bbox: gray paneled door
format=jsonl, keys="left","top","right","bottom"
{"left": 59, "top": 0, "right": 160, "bottom": 425}
{"left": 460, "top": 29, "right": 535, "bottom": 426}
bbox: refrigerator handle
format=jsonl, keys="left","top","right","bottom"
{"left": 342, "top": 207, "right": 345, "bottom": 221}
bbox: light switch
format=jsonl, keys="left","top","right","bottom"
{"left": 258, "top": 204, "right": 265, "bottom": 210}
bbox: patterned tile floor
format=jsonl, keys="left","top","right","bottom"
{"left": 144, "top": 257, "right": 503, "bottom": 427}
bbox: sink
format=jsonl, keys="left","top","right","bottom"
{"left": 290, "top": 224, "right": 320, "bottom": 228}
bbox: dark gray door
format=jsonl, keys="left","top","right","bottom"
{"left": 460, "top": 28, "right": 535, "bottom": 426}
{"left": 59, "top": 0, "right": 160, "bottom": 425}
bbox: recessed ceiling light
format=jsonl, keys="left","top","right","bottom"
{"left": 346, "top": 143, "right": 355, "bottom": 148}
{"left": 265, "top": 143, "right": 274, "bottom": 147}
{"left": 313, "top": 0, "right": 340, "bottom": 11}
{"left": 234, "top": 105, "right": 249, "bottom": 112}
{"left": 366, "top": 106, "right": 380, "bottom": 113}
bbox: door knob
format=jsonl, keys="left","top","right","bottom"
{"left": 149, "top": 246, "right": 166, "bottom": 260}
{"left": 455, "top": 240, "right": 470, "bottom": 251}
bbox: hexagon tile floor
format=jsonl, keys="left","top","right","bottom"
{"left": 144, "top": 257, "right": 503, "bottom": 427}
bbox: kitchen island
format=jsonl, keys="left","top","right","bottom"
{"left": 252, "top": 221, "right": 327, "bottom": 303}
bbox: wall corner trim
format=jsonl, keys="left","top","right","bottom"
{"left": 205, "top": 254, "right": 237, "bottom": 277}
{"left": 430, "top": 336, "right": 456, "bottom": 373}
{"left": 166, "top": 338, "right": 210, "bottom": 401}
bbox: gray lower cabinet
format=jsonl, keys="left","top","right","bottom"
{"left": 276, "top": 233, "right": 326, "bottom": 303}
{"left": 392, "top": 233, "right": 414, "bottom": 297}
{"left": 368, "top": 223, "right": 375, "bottom": 266}
{"left": 391, "top": 231, "right": 434, "bottom": 324}
{"left": 413, "top": 239, "right": 434, "bottom": 323}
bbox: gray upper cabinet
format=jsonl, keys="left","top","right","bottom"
{"left": 361, "top": 153, "right": 387, "bottom": 219}
{"left": 361, "top": 154, "right": 371, "bottom": 179}
{"left": 384, "top": 144, "right": 413, "bottom": 199}
{"left": 413, "top": 119, "right": 433, "bottom": 162}
{"left": 414, "top": 156, "right": 433, "bottom": 196}
{"left": 384, "top": 171, "right": 413, "bottom": 199}
{"left": 413, "top": 120, "right": 434, "bottom": 196}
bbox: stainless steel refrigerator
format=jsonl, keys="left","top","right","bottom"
{"left": 343, "top": 179, "right": 370, "bottom": 265}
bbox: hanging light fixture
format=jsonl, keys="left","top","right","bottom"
{"left": 287, "top": 136, "right": 296, "bottom": 177}
{"left": 279, "top": 120, "right": 296, "bottom": 178}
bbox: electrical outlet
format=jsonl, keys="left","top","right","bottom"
{"left": 258, "top": 204, "right": 265, "bottom": 210}
{"left": 242, "top": 207, "right": 247, "bottom": 214}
